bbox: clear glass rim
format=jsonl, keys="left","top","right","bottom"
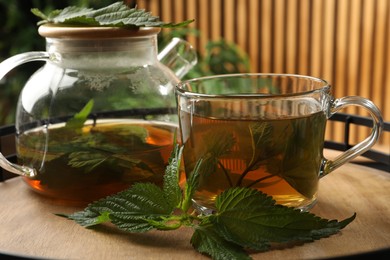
{"left": 176, "top": 73, "right": 330, "bottom": 98}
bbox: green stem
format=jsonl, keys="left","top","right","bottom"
{"left": 155, "top": 221, "right": 182, "bottom": 230}
{"left": 152, "top": 213, "right": 203, "bottom": 230}
{"left": 218, "top": 161, "right": 233, "bottom": 187}
{"left": 245, "top": 174, "right": 275, "bottom": 188}
{"left": 235, "top": 161, "right": 258, "bottom": 187}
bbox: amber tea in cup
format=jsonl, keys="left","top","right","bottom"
{"left": 176, "top": 73, "right": 383, "bottom": 213}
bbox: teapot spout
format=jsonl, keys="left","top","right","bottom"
{"left": 158, "top": 37, "right": 197, "bottom": 79}
{"left": 0, "top": 152, "right": 37, "bottom": 178}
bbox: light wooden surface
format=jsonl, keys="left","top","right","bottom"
{"left": 0, "top": 151, "right": 389, "bottom": 260}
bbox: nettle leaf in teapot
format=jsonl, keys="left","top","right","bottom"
{"left": 31, "top": 1, "right": 194, "bottom": 28}
{"left": 65, "top": 99, "right": 94, "bottom": 130}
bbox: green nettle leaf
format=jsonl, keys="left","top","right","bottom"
{"left": 110, "top": 124, "right": 148, "bottom": 141}
{"left": 65, "top": 99, "right": 94, "bottom": 130}
{"left": 67, "top": 149, "right": 151, "bottom": 174}
{"left": 68, "top": 151, "right": 109, "bottom": 172}
{"left": 57, "top": 210, "right": 111, "bottom": 227}
{"left": 60, "top": 142, "right": 356, "bottom": 260}
{"left": 248, "top": 121, "right": 290, "bottom": 168}
{"left": 209, "top": 187, "right": 356, "bottom": 251}
{"left": 191, "top": 223, "right": 251, "bottom": 260}
{"left": 48, "top": 6, "right": 97, "bottom": 26}
{"left": 282, "top": 115, "right": 327, "bottom": 198}
{"left": 197, "top": 130, "right": 236, "bottom": 184}
{"left": 250, "top": 122, "right": 274, "bottom": 151}
{"left": 30, "top": 8, "right": 48, "bottom": 21}
{"left": 66, "top": 182, "right": 175, "bottom": 232}
{"left": 182, "top": 158, "right": 203, "bottom": 212}
{"left": 279, "top": 163, "right": 319, "bottom": 198}
{"left": 31, "top": 2, "right": 194, "bottom": 28}
{"left": 163, "top": 141, "right": 184, "bottom": 209}
{"left": 204, "top": 130, "right": 236, "bottom": 159}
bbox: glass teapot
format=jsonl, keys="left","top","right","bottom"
{"left": 0, "top": 25, "right": 197, "bottom": 204}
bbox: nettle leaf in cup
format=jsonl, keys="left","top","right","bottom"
{"left": 59, "top": 142, "right": 356, "bottom": 260}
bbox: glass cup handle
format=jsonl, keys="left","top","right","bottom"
{"left": 0, "top": 51, "right": 51, "bottom": 177}
{"left": 321, "top": 96, "right": 384, "bottom": 176}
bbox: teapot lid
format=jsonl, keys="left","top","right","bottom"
{"left": 38, "top": 24, "right": 161, "bottom": 39}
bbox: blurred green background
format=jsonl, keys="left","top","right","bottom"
{"left": 0, "top": 0, "right": 249, "bottom": 126}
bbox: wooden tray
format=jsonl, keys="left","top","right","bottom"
{"left": 0, "top": 151, "right": 389, "bottom": 259}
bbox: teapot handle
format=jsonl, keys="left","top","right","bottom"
{"left": 0, "top": 153, "right": 37, "bottom": 177}
{"left": 0, "top": 51, "right": 51, "bottom": 177}
{"left": 158, "top": 38, "right": 197, "bottom": 79}
{"left": 0, "top": 51, "right": 51, "bottom": 79}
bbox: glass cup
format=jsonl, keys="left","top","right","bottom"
{"left": 175, "top": 73, "right": 383, "bottom": 213}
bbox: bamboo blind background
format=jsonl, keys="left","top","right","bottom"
{"left": 137, "top": 0, "right": 389, "bottom": 147}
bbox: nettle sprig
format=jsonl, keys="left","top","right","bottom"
{"left": 59, "top": 141, "right": 356, "bottom": 260}
{"left": 31, "top": 1, "right": 194, "bottom": 28}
